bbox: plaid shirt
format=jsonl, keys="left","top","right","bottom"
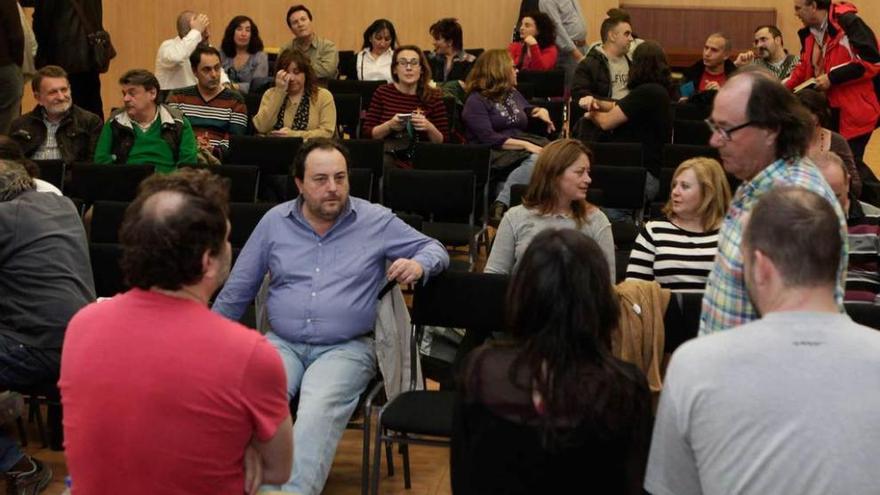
{"left": 699, "top": 157, "right": 849, "bottom": 335}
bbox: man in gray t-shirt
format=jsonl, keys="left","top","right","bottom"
{"left": 646, "top": 187, "right": 880, "bottom": 495}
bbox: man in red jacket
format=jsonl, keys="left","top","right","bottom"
{"left": 787, "top": 0, "right": 880, "bottom": 174}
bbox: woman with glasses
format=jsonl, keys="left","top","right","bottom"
{"left": 252, "top": 50, "right": 336, "bottom": 139}
{"left": 578, "top": 40, "right": 673, "bottom": 200}
{"left": 507, "top": 12, "right": 558, "bottom": 71}
{"left": 219, "top": 16, "right": 268, "bottom": 94}
{"left": 362, "top": 45, "right": 449, "bottom": 166}
{"left": 626, "top": 157, "right": 731, "bottom": 292}
{"left": 356, "top": 19, "right": 398, "bottom": 82}
{"left": 453, "top": 228, "right": 652, "bottom": 494}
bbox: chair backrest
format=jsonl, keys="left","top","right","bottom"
{"left": 34, "top": 160, "right": 65, "bottom": 191}
{"left": 411, "top": 271, "right": 508, "bottom": 344}
{"left": 338, "top": 50, "right": 358, "bottom": 80}
{"left": 349, "top": 168, "right": 373, "bottom": 202}
{"left": 384, "top": 168, "right": 475, "bottom": 223}
{"left": 68, "top": 164, "right": 155, "bottom": 203}
{"left": 464, "top": 48, "right": 485, "bottom": 59}
{"left": 182, "top": 164, "right": 260, "bottom": 203}
{"left": 90, "top": 201, "right": 129, "bottom": 243}
{"left": 589, "top": 165, "right": 647, "bottom": 211}
{"left": 228, "top": 202, "right": 275, "bottom": 249}
{"left": 227, "top": 136, "right": 303, "bottom": 175}
{"left": 413, "top": 143, "right": 491, "bottom": 221}
{"left": 588, "top": 142, "right": 644, "bottom": 168}
{"left": 661, "top": 143, "right": 720, "bottom": 169}
{"left": 344, "top": 138, "right": 384, "bottom": 201}
{"left": 334, "top": 93, "right": 362, "bottom": 138}
{"left": 673, "top": 119, "right": 712, "bottom": 145}
{"left": 671, "top": 102, "right": 710, "bottom": 121}
{"left": 90, "top": 242, "right": 126, "bottom": 298}
{"left": 327, "top": 79, "right": 385, "bottom": 109}
{"left": 845, "top": 302, "right": 880, "bottom": 331}
{"left": 526, "top": 98, "right": 564, "bottom": 140}
{"left": 517, "top": 70, "right": 565, "bottom": 98}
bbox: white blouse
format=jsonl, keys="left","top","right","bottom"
{"left": 356, "top": 48, "right": 393, "bottom": 82}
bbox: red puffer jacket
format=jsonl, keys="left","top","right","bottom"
{"left": 786, "top": 2, "right": 880, "bottom": 139}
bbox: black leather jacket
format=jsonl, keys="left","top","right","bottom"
{"left": 9, "top": 105, "right": 103, "bottom": 163}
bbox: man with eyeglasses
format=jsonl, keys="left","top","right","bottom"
{"left": 699, "top": 71, "right": 848, "bottom": 335}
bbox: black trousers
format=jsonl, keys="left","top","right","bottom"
{"left": 68, "top": 70, "right": 103, "bottom": 121}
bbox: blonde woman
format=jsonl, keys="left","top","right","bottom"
{"left": 484, "top": 139, "right": 614, "bottom": 279}
{"left": 625, "top": 157, "right": 731, "bottom": 292}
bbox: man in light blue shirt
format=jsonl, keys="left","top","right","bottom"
{"left": 213, "top": 138, "right": 449, "bottom": 494}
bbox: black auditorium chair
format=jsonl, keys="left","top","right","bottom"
{"left": 517, "top": 69, "right": 566, "bottom": 99}
{"left": 589, "top": 165, "right": 648, "bottom": 222}
{"left": 33, "top": 159, "right": 65, "bottom": 192}
{"left": 349, "top": 168, "right": 373, "bottom": 202}
{"left": 527, "top": 98, "right": 564, "bottom": 140}
{"left": 227, "top": 136, "right": 303, "bottom": 202}
{"left": 228, "top": 202, "right": 275, "bottom": 250}
{"left": 673, "top": 119, "right": 712, "bottom": 146}
{"left": 661, "top": 143, "right": 719, "bottom": 169}
{"left": 369, "top": 270, "right": 508, "bottom": 494}
{"left": 182, "top": 164, "right": 260, "bottom": 203}
{"left": 90, "top": 201, "right": 129, "bottom": 244}
{"left": 338, "top": 50, "right": 358, "bottom": 80}
{"left": 345, "top": 139, "right": 385, "bottom": 202}
{"left": 89, "top": 242, "right": 126, "bottom": 298}
{"left": 327, "top": 79, "right": 385, "bottom": 111}
{"left": 68, "top": 163, "right": 155, "bottom": 203}
{"left": 335, "top": 93, "right": 363, "bottom": 138}
{"left": 671, "top": 101, "right": 711, "bottom": 121}
{"left": 589, "top": 142, "right": 644, "bottom": 168}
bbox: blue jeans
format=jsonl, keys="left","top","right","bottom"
{"left": 496, "top": 153, "right": 539, "bottom": 206}
{"left": 0, "top": 334, "right": 60, "bottom": 472}
{"left": 264, "top": 332, "right": 377, "bottom": 495}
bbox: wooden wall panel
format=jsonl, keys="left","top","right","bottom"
{"left": 18, "top": 0, "right": 874, "bottom": 118}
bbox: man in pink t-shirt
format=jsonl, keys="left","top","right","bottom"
{"left": 60, "top": 169, "right": 293, "bottom": 494}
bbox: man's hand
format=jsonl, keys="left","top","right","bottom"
{"left": 734, "top": 51, "right": 755, "bottom": 67}
{"left": 190, "top": 13, "right": 209, "bottom": 34}
{"left": 386, "top": 259, "right": 424, "bottom": 284}
{"left": 705, "top": 81, "right": 721, "bottom": 91}
{"left": 243, "top": 444, "right": 262, "bottom": 494}
{"left": 815, "top": 74, "right": 831, "bottom": 91}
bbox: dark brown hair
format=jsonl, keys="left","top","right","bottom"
{"left": 31, "top": 65, "right": 68, "bottom": 93}
{"left": 391, "top": 45, "right": 440, "bottom": 102}
{"left": 221, "top": 15, "right": 265, "bottom": 57}
{"left": 741, "top": 72, "right": 814, "bottom": 160}
{"left": 429, "top": 18, "right": 464, "bottom": 51}
{"left": 292, "top": 137, "right": 351, "bottom": 180}
{"left": 120, "top": 169, "right": 230, "bottom": 290}
{"left": 119, "top": 69, "right": 161, "bottom": 93}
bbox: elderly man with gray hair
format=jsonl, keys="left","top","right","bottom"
{"left": 0, "top": 159, "right": 94, "bottom": 492}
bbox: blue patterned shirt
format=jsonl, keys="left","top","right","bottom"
{"left": 699, "top": 157, "right": 849, "bottom": 335}
{"left": 212, "top": 197, "right": 449, "bottom": 345}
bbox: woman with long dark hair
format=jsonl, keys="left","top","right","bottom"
{"left": 356, "top": 19, "right": 398, "bottom": 82}
{"left": 252, "top": 49, "right": 336, "bottom": 139}
{"left": 578, "top": 40, "right": 674, "bottom": 200}
{"left": 507, "top": 11, "right": 558, "bottom": 71}
{"left": 219, "top": 15, "right": 268, "bottom": 94}
{"left": 453, "top": 228, "right": 652, "bottom": 494}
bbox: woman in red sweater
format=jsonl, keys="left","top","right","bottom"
{"left": 507, "top": 12, "right": 558, "bottom": 72}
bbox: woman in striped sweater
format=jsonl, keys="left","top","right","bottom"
{"left": 625, "top": 157, "right": 731, "bottom": 292}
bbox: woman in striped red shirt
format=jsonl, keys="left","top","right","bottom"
{"left": 362, "top": 45, "right": 449, "bottom": 166}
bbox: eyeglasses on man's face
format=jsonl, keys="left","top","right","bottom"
{"left": 705, "top": 118, "right": 755, "bottom": 141}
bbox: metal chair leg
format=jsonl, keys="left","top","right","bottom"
{"left": 370, "top": 414, "right": 385, "bottom": 495}
{"left": 401, "top": 443, "right": 412, "bottom": 489}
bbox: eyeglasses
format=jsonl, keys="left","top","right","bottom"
{"left": 397, "top": 59, "right": 421, "bottom": 68}
{"left": 705, "top": 118, "right": 755, "bottom": 141}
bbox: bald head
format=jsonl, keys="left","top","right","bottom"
{"left": 177, "top": 11, "right": 195, "bottom": 38}
{"left": 813, "top": 150, "right": 850, "bottom": 213}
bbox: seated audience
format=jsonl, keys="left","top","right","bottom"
{"left": 94, "top": 69, "right": 198, "bottom": 173}
{"left": 61, "top": 169, "right": 293, "bottom": 494}
{"left": 578, "top": 40, "right": 673, "bottom": 199}
{"left": 356, "top": 19, "right": 398, "bottom": 82}
{"left": 0, "top": 160, "right": 95, "bottom": 492}
{"left": 0, "top": 136, "right": 62, "bottom": 194}
{"left": 814, "top": 150, "right": 880, "bottom": 303}
{"left": 280, "top": 4, "right": 338, "bottom": 80}
{"left": 9, "top": 65, "right": 102, "bottom": 163}
{"left": 485, "top": 139, "right": 614, "bottom": 279}
{"left": 428, "top": 18, "right": 476, "bottom": 83}
{"left": 453, "top": 228, "right": 651, "bottom": 495}
{"left": 213, "top": 138, "right": 449, "bottom": 495}
{"left": 798, "top": 88, "right": 861, "bottom": 198}
{"left": 220, "top": 15, "right": 269, "bottom": 94}
{"left": 679, "top": 32, "right": 735, "bottom": 100}
{"left": 646, "top": 186, "right": 880, "bottom": 495}
{"left": 252, "top": 49, "right": 336, "bottom": 139}
{"left": 572, "top": 11, "right": 634, "bottom": 103}
{"left": 461, "top": 49, "right": 555, "bottom": 223}
{"left": 733, "top": 25, "right": 799, "bottom": 80}
{"left": 362, "top": 45, "right": 449, "bottom": 166}
{"left": 166, "top": 45, "right": 249, "bottom": 159}
{"left": 626, "top": 157, "right": 731, "bottom": 292}
{"left": 155, "top": 11, "right": 229, "bottom": 94}
{"left": 507, "top": 12, "right": 558, "bottom": 71}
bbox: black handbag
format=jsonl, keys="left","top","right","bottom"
{"left": 489, "top": 131, "right": 549, "bottom": 170}
{"left": 70, "top": 0, "right": 117, "bottom": 73}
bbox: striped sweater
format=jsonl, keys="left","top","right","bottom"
{"left": 362, "top": 83, "right": 449, "bottom": 142}
{"left": 625, "top": 220, "right": 719, "bottom": 293}
{"left": 165, "top": 86, "right": 248, "bottom": 153}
